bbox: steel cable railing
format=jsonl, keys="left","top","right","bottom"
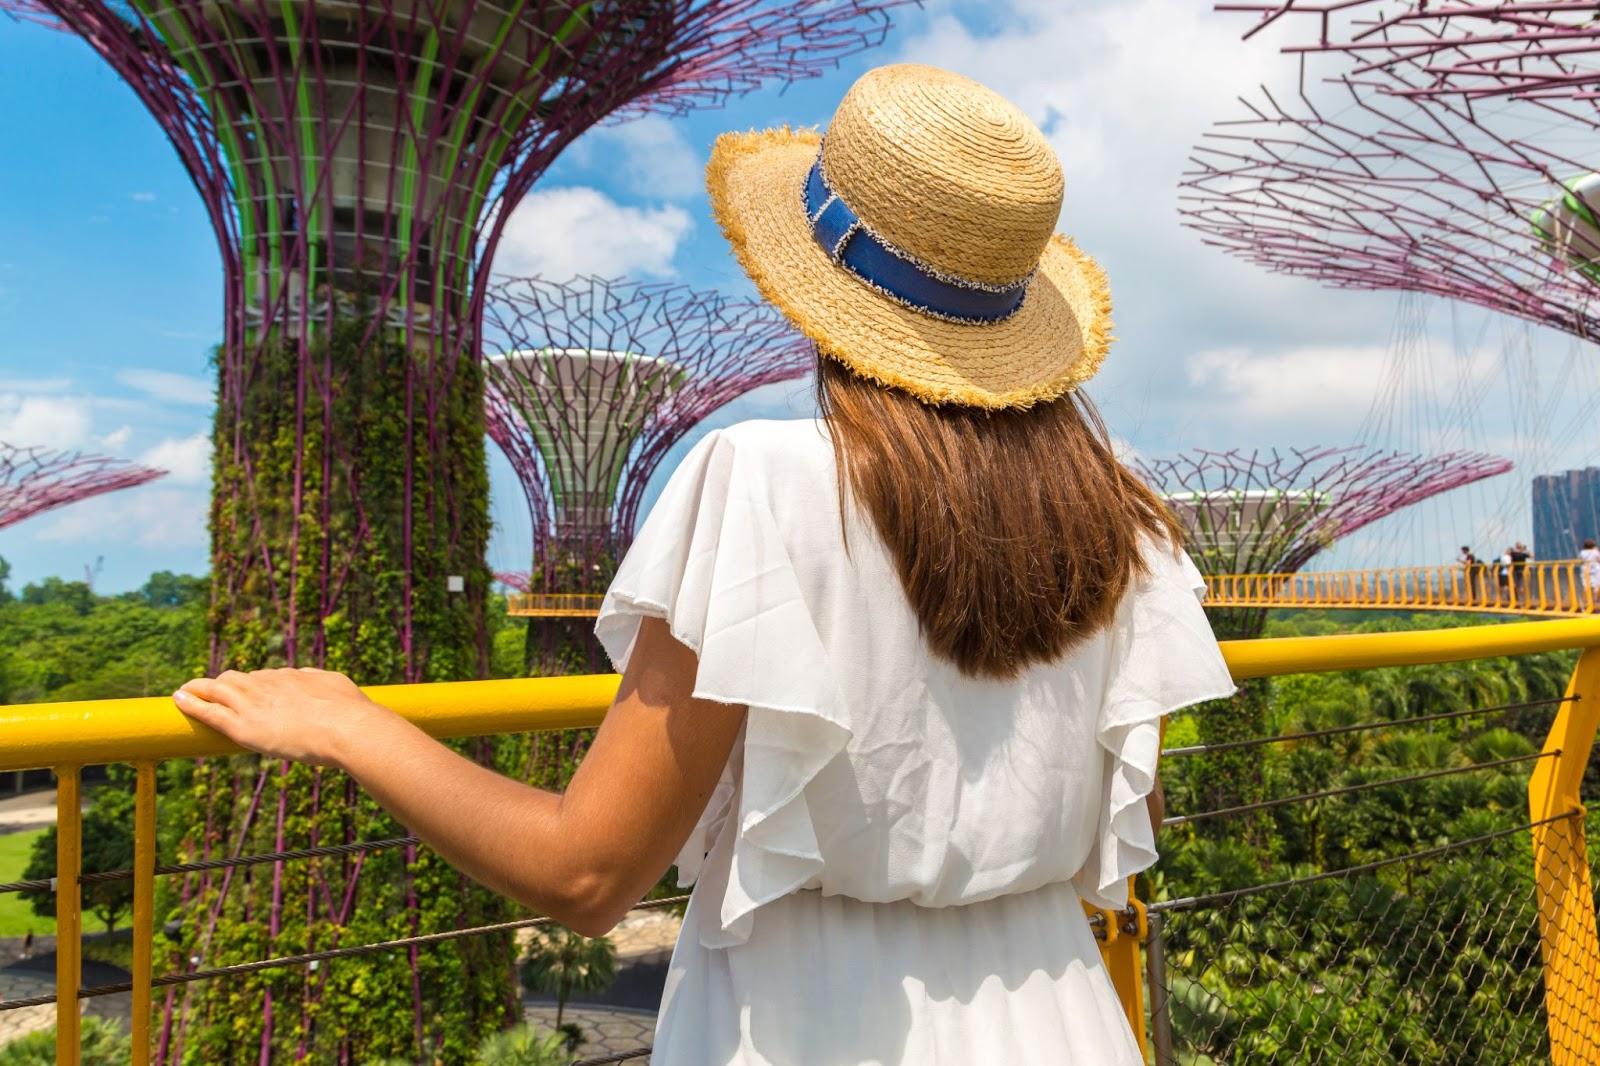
{"left": 0, "top": 893, "right": 693, "bottom": 1012}
{"left": 1162, "top": 751, "right": 1556, "bottom": 829}
{"left": 0, "top": 834, "right": 421, "bottom": 895}
{"left": 1161, "top": 695, "right": 1572, "bottom": 759}
{"left": 8, "top": 619, "right": 1600, "bottom": 1065}
{"left": 1146, "top": 676, "right": 1600, "bottom": 1065}
{"left": 1147, "top": 817, "right": 1592, "bottom": 1064}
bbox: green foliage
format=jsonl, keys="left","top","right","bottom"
{"left": 21, "top": 770, "right": 137, "bottom": 932}
{"left": 0, "top": 576, "right": 206, "bottom": 704}
{"left": 1155, "top": 609, "right": 1574, "bottom": 1063}
{"left": 519, "top": 926, "right": 617, "bottom": 1035}
{"left": 0, "top": 828, "right": 53, "bottom": 937}
{"left": 177, "top": 321, "right": 508, "bottom": 1064}
{"left": 0, "top": 1018, "right": 132, "bottom": 1066}
{"left": 473, "top": 1023, "right": 571, "bottom": 1065}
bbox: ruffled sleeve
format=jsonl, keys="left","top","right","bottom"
{"left": 1073, "top": 541, "right": 1236, "bottom": 911}
{"left": 595, "top": 428, "right": 853, "bottom": 947}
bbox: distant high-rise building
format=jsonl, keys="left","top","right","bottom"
{"left": 1533, "top": 468, "right": 1600, "bottom": 559}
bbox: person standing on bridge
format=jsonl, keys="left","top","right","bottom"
{"left": 1509, "top": 542, "right": 1533, "bottom": 604}
{"left": 1582, "top": 539, "right": 1600, "bottom": 611}
{"left": 168, "top": 64, "right": 1236, "bottom": 1065}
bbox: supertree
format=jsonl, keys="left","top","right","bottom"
{"left": 1220, "top": 0, "right": 1600, "bottom": 101}
{"left": 1181, "top": 9, "right": 1600, "bottom": 347}
{"left": 1136, "top": 445, "right": 1513, "bottom": 639}
{"left": 483, "top": 275, "right": 812, "bottom": 679}
{"left": 0, "top": 443, "right": 166, "bottom": 531}
{"left": 4, "top": 1, "right": 910, "bottom": 1059}
{"left": 1136, "top": 446, "right": 1510, "bottom": 819}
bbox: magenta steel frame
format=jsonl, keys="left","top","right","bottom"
{"left": 0, "top": 442, "right": 166, "bottom": 530}
{"left": 1134, "top": 446, "right": 1513, "bottom": 577}
{"left": 1179, "top": 62, "right": 1600, "bottom": 343}
{"left": 9, "top": 0, "right": 908, "bottom": 679}
{"left": 1219, "top": 1, "right": 1600, "bottom": 101}
{"left": 3, "top": 2, "right": 911, "bottom": 1058}
{"left": 483, "top": 275, "right": 813, "bottom": 595}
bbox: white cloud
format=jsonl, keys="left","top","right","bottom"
{"left": 0, "top": 394, "right": 93, "bottom": 449}
{"left": 130, "top": 192, "right": 156, "bottom": 203}
{"left": 492, "top": 187, "right": 692, "bottom": 279}
{"left": 1186, "top": 345, "right": 1395, "bottom": 422}
{"left": 100, "top": 426, "right": 132, "bottom": 450}
{"left": 570, "top": 116, "right": 703, "bottom": 201}
{"left": 892, "top": 1, "right": 1385, "bottom": 435}
{"left": 35, "top": 485, "right": 208, "bottom": 549}
{"left": 116, "top": 368, "right": 213, "bottom": 407}
{"left": 0, "top": 376, "right": 72, "bottom": 394}
{"left": 140, "top": 432, "right": 212, "bottom": 485}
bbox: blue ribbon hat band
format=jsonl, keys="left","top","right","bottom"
{"left": 803, "top": 157, "right": 1030, "bottom": 325}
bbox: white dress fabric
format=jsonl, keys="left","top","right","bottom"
{"left": 595, "top": 419, "right": 1236, "bottom": 1065}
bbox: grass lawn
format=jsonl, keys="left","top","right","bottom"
{"left": 0, "top": 827, "right": 53, "bottom": 938}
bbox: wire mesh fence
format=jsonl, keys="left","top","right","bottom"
{"left": 1148, "top": 686, "right": 1600, "bottom": 1065}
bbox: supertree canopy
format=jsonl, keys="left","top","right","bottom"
{"left": 483, "top": 276, "right": 811, "bottom": 660}
{"left": 0, "top": 443, "right": 165, "bottom": 530}
{"left": 1136, "top": 444, "right": 1510, "bottom": 822}
{"left": 1135, "top": 446, "right": 1512, "bottom": 640}
{"left": 7, "top": 0, "right": 909, "bottom": 1059}
{"left": 1182, "top": 6, "right": 1600, "bottom": 346}
{"left": 1220, "top": 0, "right": 1600, "bottom": 101}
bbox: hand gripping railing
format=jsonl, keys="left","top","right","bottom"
{"left": 7, "top": 620, "right": 1600, "bottom": 1063}
{"left": 1207, "top": 561, "right": 1600, "bottom": 617}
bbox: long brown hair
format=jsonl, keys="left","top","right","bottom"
{"left": 817, "top": 355, "right": 1181, "bottom": 680}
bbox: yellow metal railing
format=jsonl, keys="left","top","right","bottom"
{"left": 7, "top": 619, "right": 1600, "bottom": 1063}
{"left": 505, "top": 592, "right": 605, "bottom": 618}
{"left": 1208, "top": 561, "right": 1599, "bottom": 617}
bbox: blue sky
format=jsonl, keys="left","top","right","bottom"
{"left": 2, "top": 0, "right": 1596, "bottom": 592}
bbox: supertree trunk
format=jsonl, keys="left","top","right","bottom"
{"left": 7, "top": 0, "right": 908, "bottom": 1056}
{"left": 181, "top": 322, "right": 499, "bottom": 1063}
{"left": 483, "top": 278, "right": 812, "bottom": 796}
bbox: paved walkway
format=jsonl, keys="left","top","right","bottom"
{"left": 608, "top": 908, "right": 682, "bottom": 961}
{"left": 523, "top": 1002, "right": 655, "bottom": 1063}
{"left": 0, "top": 788, "right": 73, "bottom": 836}
{"left": 0, "top": 967, "right": 132, "bottom": 1047}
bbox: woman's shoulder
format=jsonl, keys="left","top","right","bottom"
{"left": 686, "top": 418, "right": 834, "bottom": 484}
{"left": 708, "top": 416, "right": 831, "bottom": 453}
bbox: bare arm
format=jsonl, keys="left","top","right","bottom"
{"left": 174, "top": 617, "right": 746, "bottom": 936}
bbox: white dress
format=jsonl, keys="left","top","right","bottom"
{"left": 595, "top": 419, "right": 1236, "bottom": 1065}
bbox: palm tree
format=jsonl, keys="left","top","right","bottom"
{"left": 519, "top": 926, "right": 618, "bottom": 1037}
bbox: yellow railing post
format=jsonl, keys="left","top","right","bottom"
{"left": 56, "top": 765, "right": 82, "bottom": 1066}
{"left": 1529, "top": 648, "right": 1600, "bottom": 1063}
{"left": 132, "top": 762, "right": 157, "bottom": 1066}
{"left": 1091, "top": 883, "right": 1149, "bottom": 1060}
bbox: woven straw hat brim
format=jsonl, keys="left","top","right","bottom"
{"left": 707, "top": 127, "right": 1111, "bottom": 409}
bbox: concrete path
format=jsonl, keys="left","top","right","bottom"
{"left": 523, "top": 1002, "right": 655, "bottom": 1063}
{"left": 0, "top": 788, "right": 82, "bottom": 836}
{"left": 0, "top": 966, "right": 132, "bottom": 1047}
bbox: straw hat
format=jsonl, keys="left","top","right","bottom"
{"left": 706, "top": 63, "right": 1110, "bottom": 410}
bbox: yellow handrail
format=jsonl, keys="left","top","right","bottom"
{"left": 1207, "top": 561, "right": 1600, "bottom": 618}
{"left": 9, "top": 617, "right": 1600, "bottom": 1063}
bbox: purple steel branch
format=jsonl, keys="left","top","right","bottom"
{"left": 0, "top": 442, "right": 165, "bottom": 531}
{"left": 1180, "top": 70, "right": 1600, "bottom": 342}
{"left": 11, "top": 0, "right": 909, "bottom": 677}
{"left": 1135, "top": 445, "right": 1513, "bottom": 576}
{"left": 1218, "top": 1, "right": 1600, "bottom": 101}
{"left": 483, "top": 275, "right": 812, "bottom": 592}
